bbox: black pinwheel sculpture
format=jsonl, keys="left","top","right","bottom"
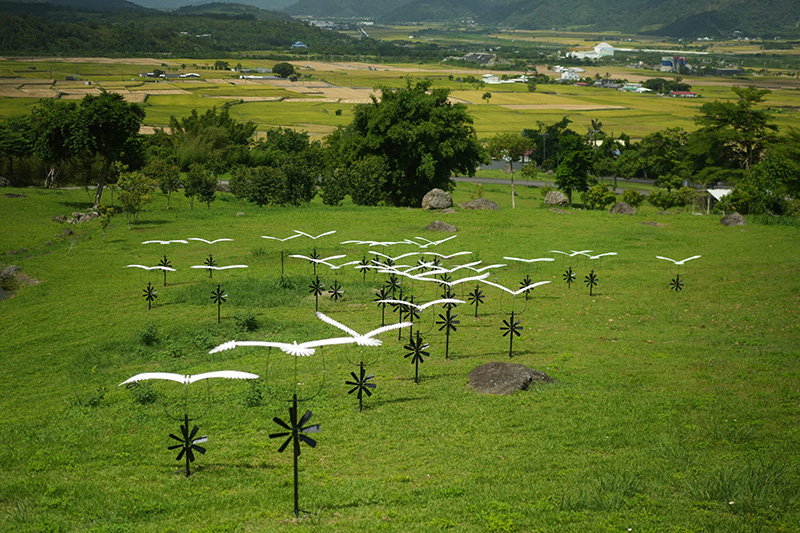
{"left": 519, "top": 274, "right": 534, "bottom": 301}
{"left": 384, "top": 273, "right": 401, "bottom": 299}
{"left": 143, "top": 281, "right": 158, "bottom": 310}
{"left": 168, "top": 414, "right": 207, "bottom": 477}
{"left": 204, "top": 254, "right": 217, "bottom": 278}
{"left": 309, "top": 276, "right": 325, "bottom": 311}
{"left": 374, "top": 286, "right": 389, "bottom": 326}
{"left": 308, "top": 249, "right": 321, "bottom": 276}
{"left": 670, "top": 274, "right": 684, "bottom": 292}
{"left": 585, "top": 269, "right": 599, "bottom": 296}
{"left": 211, "top": 284, "right": 227, "bottom": 324}
{"left": 404, "top": 331, "right": 430, "bottom": 384}
{"left": 436, "top": 309, "right": 459, "bottom": 359}
{"left": 328, "top": 280, "right": 344, "bottom": 302}
{"left": 500, "top": 310, "right": 522, "bottom": 358}
{"left": 269, "top": 394, "right": 320, "bottom": 517}
{"left": 563, "top": 266, "right": 576, "bottom": 288}
{"left": 440, "top": 286, "right": 458, "bottom": 311}
{"left": 345, "top": 362, "right": 376, "bottom": 412}
{"left": 467, "top": 284, "right": 485, "bottom": 317}
{"left": 358, "top": 255, "right": 370, "bottom": 282}
{"left": 158, "top": 255, "right": 172, "bottom": 286}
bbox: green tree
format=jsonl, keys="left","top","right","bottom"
{"left": 72, "top": 91, "right": 145, "bottom": 207}
{"left": 30, "top": 99, "right": 78, "bottom": 188}
{"left": 144, "top": 159, "right": 182, "bottom": 209}
{"left": 485, "top": 132, "right": 534, "bottom": 209}
{"left": 0, "top": 115, "right": 33, "bottom": 183}
{"left": 482, "top": 91, "right": 492, "bottom": 104}
{"left": 554, "top": 132, "right": 593, "bottom": 206}
{"left": 117, "top": 171, "right": 155, "bottom": 228}
{"left": 693, "top": 86, "right": 778, "bottom": 171}
{"left": 326, "top": 80, "right": 486, "bottom": 207}
{"left": 169, "top": 106, "right": 256, "bottom": 171}
{"left": 272, "top": 62, "right": 295, "bottom": 79}
{"left": 183, "top": 163, "right": 216, "bottom": 209}
{"left": 526, "top": 79, "right": 537, "bottom": 93}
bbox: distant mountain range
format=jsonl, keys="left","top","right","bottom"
{"left": 285, "top": 0, "right": 800, "bottom": 38}
{"left": 2, "top": 0, "right": 799, "bottom": 38}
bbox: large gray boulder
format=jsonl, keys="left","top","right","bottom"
{"left": 0, "top": 265, "right": 21, "bottom": 281}
{"left": 721, "top": 212, "right": 747, "bottom": 226}
{"left": 424, "top": 220, "right": 457, "bottom": 232}
{"left": 421, "top": 188, "right": 453, "bottom": 210}
{"left": 544, "top": 190, "right": 568, "bottom": 206}
{"left": 467, "top": 361, "right": 554, "bottom": 395}
{"left": 459, "top": 198, "right": 499, "bottom": 211}
{"left": 610, "top": 202, "right": 636, "bottom": 215}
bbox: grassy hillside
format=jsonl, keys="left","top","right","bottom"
{"left": 1, "top": 185, "right": 798, "bottom": 530}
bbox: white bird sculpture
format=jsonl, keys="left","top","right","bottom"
{"left": 209, "top": 337, "right": 366, "bottom": 357}
{"left": 119, "top": 370, "right": 259, "bottom": 386}
{"left": 549, "top": 250, "right": 593, "bottom": 257}
{"left": 422, "top": 251, "right": 472, "bottom": 260}
{"left": 503, "top": 257, "right": 556, "bottom": 263}
{"left": 341, "top": 239, "right": 409, "bottom": 247}
{"left": 413, "top": 272, "right": 491, "bottom": 288}
{"left": 582, "top": 252, "right": 618, "bottom": 260}
{"left": 314, "top": 312, "right": 413, "bottom": 346}
{"left": 656, "top": 255, "right": 701, "bottom": 265}
{"left": 371, "top": 251, "right": 422, "bottom": 261}
{"left": 376, "top": 298, "right": 466, "bottom": 311}
{"left": 187, "top": 238, "right": 234, "bottom": 244}
{"left": 190, "top": 265, "right": 249, "bottom": 271}
{"left": 320, "top": 260, "right": 361, "bottom": 270}
{"left": 142, "top": 239, "right": 189, "bottom": 245}
{"left": 124, "top": 264, "right": 177, "bottom": 271}
{"left": 462, "top": 263, "right": 509, "bottom": 273}
{"left": 480, "top": 279, "right": 552, "bottom": 295}
{"left": 294, "top": 230, "right": 337, "bottom": 240}
{"left": 289, "top": 254, "right": 347, "bottom": 264}
{"left": 261, "top": 234, "right": 302, "bottom": 242}
{"left": 408, "top": 235, "right": 458, "bottom": 248}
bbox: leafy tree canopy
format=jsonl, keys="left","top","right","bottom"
{"left": 327, "top": 79, "right": 486, "bottom": 207}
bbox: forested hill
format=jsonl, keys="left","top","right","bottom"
{"left": 0, "top": 2, "right": 399, "bottom": 56}
{"left": 287, "top": 0, "right": 800, "bottom": 39}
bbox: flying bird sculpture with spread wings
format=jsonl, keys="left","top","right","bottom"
{"left": 187, "top": 238, "right": 234, "bottom": 244}
{"left": 119, "top": 371, "right": 259, "bottom": 386}
{"left": 656, "top": 255, "right": 701, "bottom": 265}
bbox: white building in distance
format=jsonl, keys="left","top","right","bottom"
{"left": 568, "top": 42, "right": 615, "bottom": 60}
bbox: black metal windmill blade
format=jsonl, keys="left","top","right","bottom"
{"left": 168, "top": 414, "right": 207, "bottom": 477}
{"left": 269, "top": 394, "right": 320, "bottom": 517}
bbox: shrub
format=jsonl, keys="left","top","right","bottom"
{"left": 129, "top": 382, "right": 158, "bottom": 405}
{"left": 538, "top": 185, "right": 555, "bottom": 199}
{"left": 320, "top": 168, "right": 347, "bottom": 206}
{"left": 138, "top": 322, "right": 158, "bottom": 346}
{"left": 622, "top": 189, "right": 645, "bottom": 208}
{"left": 469, "top": 183, "right": 485, "bottom": 200}
{"left": 233, "top": 310, "right": 259, "bottom": 333}
{"left": 675, "top": 186, "right": 697, "bottom": 207}
{"left": 647, "top": 189, "right": 679, "bottom": 210}
{"left": 582, "top": 184, "right": 616, "bottom": 210}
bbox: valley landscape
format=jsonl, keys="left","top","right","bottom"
{"left": 1, "top": 1, "right": 799, "bottom": 531}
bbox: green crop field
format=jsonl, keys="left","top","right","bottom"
{"left": 1, "top": 56, "right": 800, "bottom": 141}
{"left": 1, "top": 185, "right": 798, "bottom": 531}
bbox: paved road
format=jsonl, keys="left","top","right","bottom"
{"left": 452, "top": 175, "right": 650, "bottom": 195}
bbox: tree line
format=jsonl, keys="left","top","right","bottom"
{"left": 1, "top": 83, "right": 798, "bottom": 222}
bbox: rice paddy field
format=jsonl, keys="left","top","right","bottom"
{"left": 0, "top": 184, "right": 799, "bottom": 532}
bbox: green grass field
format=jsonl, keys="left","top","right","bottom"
{"left": 1, "top": 185, "right": 798, "bottom": 531}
